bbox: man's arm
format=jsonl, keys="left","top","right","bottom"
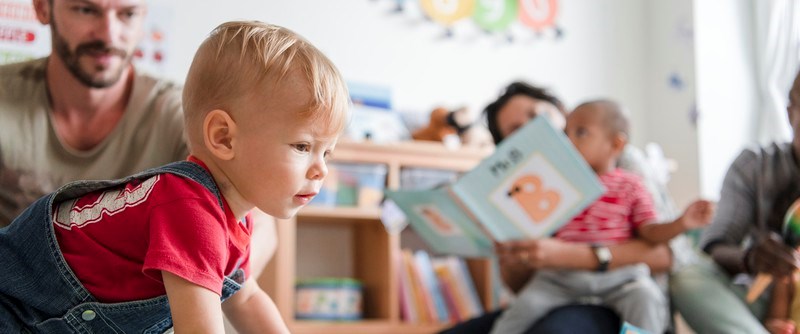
{"left": 222, "top": 277, "right": 290, "bottom": 333}
{"left": 163, "top": 271, "right": 225, "bottom": 333}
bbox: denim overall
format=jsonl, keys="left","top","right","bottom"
{"left": 0, "top": 161, "right": 244, "bottom": 333}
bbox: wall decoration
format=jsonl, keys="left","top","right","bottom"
{"left": 0, "top": 0, "right": 49, "bottom": 64}
{"left": 668, "top": 71, "right": 685, "bottom": 91}
{"left": 377, "top": 0, "right": 564, "bottom": 43}
{"left": 0, "top": 0, "right": 175, "bottom": 74}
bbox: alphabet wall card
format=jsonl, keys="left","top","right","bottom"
{"left": 386, "top": 116, "right": 604, "bottom": 257}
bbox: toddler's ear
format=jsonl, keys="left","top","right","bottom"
{"left": 612, "top": 132, "right": 628, "bottom": 152}
{"left": 203, "top": 109, "right": 237, "bottom": 161}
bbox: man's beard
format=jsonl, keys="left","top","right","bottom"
{"left": 51, "top": 26, "right": 131, "bottom": 89}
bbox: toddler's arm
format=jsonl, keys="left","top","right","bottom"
{"left": 637, "top": 199, "right": 714, "bottom": 244}
{"left": 163, "top": 271, "right": 225, "bottom": 333}
{"left": 223, "top": 276, "right": 290, "bottom": 333}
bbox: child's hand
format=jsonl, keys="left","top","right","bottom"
{"left": 679, "top": 200, "right": 715, "bottom": 230}
{"left": 766, "top": 318, "right": 796, "bottom": 334}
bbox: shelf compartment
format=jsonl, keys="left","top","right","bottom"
{"left": 298, "top": 206, "right": 382, "bottom": 224}
{"left": 295, "top": 220, "right": 398, "bottom": 322}
{"left": 290, "top": 319, "right": 451, "bottom": 334}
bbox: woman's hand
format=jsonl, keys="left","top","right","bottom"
{"left": 496, "top": 238, "right": 570, "bottom": 270}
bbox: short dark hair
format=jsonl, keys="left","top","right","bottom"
{"left": 484, "top": 81, "right": 565, "bottom": 144}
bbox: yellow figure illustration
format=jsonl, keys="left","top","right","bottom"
{"left": 507, "top": 174, "right": 560, "bottom": 222}
{"left": 420, "top": 0, "right": 475, "bottom": 26}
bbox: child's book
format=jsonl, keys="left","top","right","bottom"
{"left": 386, "top": 117, "right": 605, "bottom": 257}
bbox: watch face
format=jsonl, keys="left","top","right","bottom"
{"left": 596, "top": 247, "right": 611, "bottom": 263}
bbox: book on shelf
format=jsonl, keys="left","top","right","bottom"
{"left": 431, "top": 256, "right": 483, "bottom": 321}
{"left": 385, "top": 117, "right": 605, "bottom": 257}
{"left": 398, "top": 249, "right": 483, "bottom": 324}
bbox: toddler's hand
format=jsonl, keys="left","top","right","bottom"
{"left": 766, "top": 318, "right": 796, "bottom": 334}
{"left": 680, "top": 200, "right": 715, "bottom": 230}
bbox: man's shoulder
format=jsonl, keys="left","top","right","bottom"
{"left": 130, "top": 70, "right": 183, "bottom": 115}
{"left": 0, "top": 58, "right": 46, "bottom": 99}
{"left": 133, "top": 70, "right": 181, "bottom": 95}
{"left": 732, "top": 142, "right": 793, "bottom": 168}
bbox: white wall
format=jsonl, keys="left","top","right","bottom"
{"left": 643, "top": 1, "right": 700, "bottom": 208}
{"left": 694, "top": 0, "right": 758, "bottom": 200}
{"left": 161, "top": 0, "right": 649, "bottom": 129}
{"left": 158, "top": 0, "right": 700, "bottom": 204}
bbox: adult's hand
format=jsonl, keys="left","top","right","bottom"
{"left": 496, "top": 238, "right": 572, "bottom": 270}
{"left": 746, "top": 232, "right": 800, "bottom": 277}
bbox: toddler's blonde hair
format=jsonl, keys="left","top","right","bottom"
{"left": 183, "top": 21, "right": 349, "bottom": 150}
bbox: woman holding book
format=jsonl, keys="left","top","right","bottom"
{"left": 439, "top": 81, "right": 674, "bottom": 334}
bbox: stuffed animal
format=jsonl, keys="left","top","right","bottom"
{"left": 412, "top": 107, "right": 457, "bottom": 142}
{"left": 448, "top": 107, "right": 494, "bottom": 148}
{"left": 412, "top": 107, "right": 494, "bottom": 148}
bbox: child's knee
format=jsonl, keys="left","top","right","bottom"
{"left": 625, "top": 278, "right": 667, "bottom": 308}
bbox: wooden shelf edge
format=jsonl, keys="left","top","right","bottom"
{"left": 290, "top": 320, "right": 451, "bottom": 334}
{"left": 298, "top": 206, "right": 382, "bottom": 222}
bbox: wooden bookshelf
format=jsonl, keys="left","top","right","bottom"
{"left": 257, "top": 140, "right": 494, "bottom": 334}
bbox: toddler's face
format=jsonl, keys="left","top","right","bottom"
{"left": 564, "top": 107, "right": 617, "bottom": 173}
{"left": 226, "top": 72, "right": 338, "bottom": 219}
{"left": 496, "top": 95, "right": 565, "bottom": 139}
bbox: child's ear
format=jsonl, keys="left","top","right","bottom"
{"left": 612, "top": 132, "right": 628, "bottom": 153}
{"left": 203, "top": 109, "right": 237, "bottom": 161}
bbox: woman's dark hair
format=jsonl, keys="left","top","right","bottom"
{"left": 484, "top": 81, "right": 565, "bottom": 144}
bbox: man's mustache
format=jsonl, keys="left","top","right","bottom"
{"left": 75, "top": 41, "right": 127, "bottom": 58}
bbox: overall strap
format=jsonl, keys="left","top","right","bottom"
{"left": 51, "top": 160, "right": 225, "bottom": 211}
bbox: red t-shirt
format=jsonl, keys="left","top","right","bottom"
{"left": 555, "top": 169, "right": 657, "bottom": 245}
{"left": 53, "top": 157, "right": 251, "bottom": 303}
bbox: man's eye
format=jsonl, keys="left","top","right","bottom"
{"left": 75, "top": 7, "right": 92, "bottom": 14}
{"left": 120, "top": 9, "right": 139, "bottom": 20}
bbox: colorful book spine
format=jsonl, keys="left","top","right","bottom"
{"left": 414, "top": 250, "right": 450, "bottom": 323}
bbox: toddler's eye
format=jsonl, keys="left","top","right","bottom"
{"left": 323, "top": 150, "right": 334, "bottom": 161}
{"left": 293, "top": 144, "right": 310, "bottom": 152}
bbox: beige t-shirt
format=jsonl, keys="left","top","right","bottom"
{"left": 0, "top": 58, "right": 188, "bottom": 226}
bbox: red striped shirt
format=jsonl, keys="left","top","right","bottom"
{"left": 555, "top": 169, "right": 656, "bottom": 245}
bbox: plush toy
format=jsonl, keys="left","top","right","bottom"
{"left": 412, "top": 107, "right": 494, "bottom": 148}
{"left": 448, "top": 107, "right": 494, "bottom": 148}
{"left": 412, "top": 107, "right": 457, "bottom": 142}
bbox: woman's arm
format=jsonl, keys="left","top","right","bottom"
{"left": 222, "top": 277, "right": 290, "bottom": 333}
{"left": 163, "top": 271, "right": 225, "bottom": 333}
{"left": 500, "top": 237, "right": 672, "bottom": 274}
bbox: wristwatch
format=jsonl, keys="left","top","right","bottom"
{"left": 591, "top": 244, "right": 612, "bottom": 272}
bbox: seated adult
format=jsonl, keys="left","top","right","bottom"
{"left": 669, "top": 69, "right": 800, "bottom": 334}
{"left": 440, "top": 82, "right": 673, "bottom": 334}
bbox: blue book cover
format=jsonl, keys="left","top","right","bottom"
{"left": 620, "top": 322, "right": 651, "bottom": 334}
{"left": 413, "top": 250, "right": 450, "bottom": 323}
{"left": 385, "top": 117, "right": 604, "bottom": 257}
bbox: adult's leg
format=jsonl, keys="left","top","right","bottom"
{"left": 438, "top": 309, "right": 503, "bottom": 334}
{"left": 490, "top": 271, "right": 575, "bottom": 334}
{"left": 670, "top": 255, "right": 770, "bottom": 334}
{"left": 526, "top": 304, "right": 620, "bottom": 334}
